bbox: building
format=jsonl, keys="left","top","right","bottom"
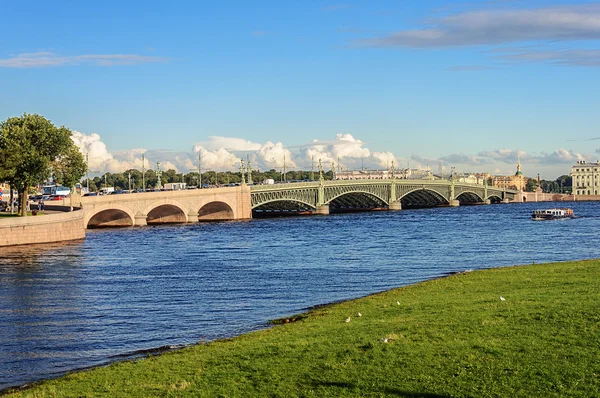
{"left": 492, "top": 157, "right": 527, "bottom": 191}
{"left": 570, "top": 160, "right": 600, "bottom": 196}
{"left": 334, "top": 168, "right": 435, "bottom": 180}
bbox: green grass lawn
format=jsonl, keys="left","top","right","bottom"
{"left": 7, "top": 260, "right": 600, "bottom": 397}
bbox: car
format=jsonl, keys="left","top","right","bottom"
{"left": 83, "top": 192, "right": 98, "bottom": 196}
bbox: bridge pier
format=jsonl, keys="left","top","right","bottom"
{"left": 449, "top": 200, "right": 460, "bottom": 207}
{"left": 187, "top": 210, "right": 199, "bottom": 223}
{"left": 315, "top": 204, "right": 330, "bottom": 215}
{"left": 484, "top": 199, "right": 491, "bottom": 205}
{"left": 388, "top": 201, "right": 402, "bottom": 211}
{"left": 134, "top": 213, "right": 148, "bottom": 226}
{"left": 502, "top": 198, "right": 510, "bottom": 204}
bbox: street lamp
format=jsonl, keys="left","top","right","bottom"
{"left": 141, "top": 154, "right": 146, "bottom": 192}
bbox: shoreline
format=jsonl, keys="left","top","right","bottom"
{"left": 4, "top": 258, "right": 597, "bottom": 396}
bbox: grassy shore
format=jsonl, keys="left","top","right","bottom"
{"left": 7, "top": 260, "right": 600, "bottom": 397}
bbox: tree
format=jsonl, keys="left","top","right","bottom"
{"left": 0, "top": 114, "right": 84, "bottom": 216}
{"left": 52, "top": 145, "right": 87, "bottom": 210}
{"left": 525, "top": 178, "right": 539, "bottom": 192}
{"left": 556, "top": 175, "right": 572, "bottom": 193}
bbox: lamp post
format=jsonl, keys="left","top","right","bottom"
{"left": 156, "top": 162, "right": 162, "bottom": 190}
{"left": 86, "top": 153, "right": 89, "bottom": 192}
{"left": 128, "top": 172, "right": 131, "bottom": 192}
{"left": 142, "top": 154, "right": 145, "bottom": 192}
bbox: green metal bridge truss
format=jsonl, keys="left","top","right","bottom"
{"left": 250, "top": 179, "right": 517, "bottom": 212}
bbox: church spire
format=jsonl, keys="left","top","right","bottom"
{"left": 515, "top": 152, "right": 523, "bottom": 176}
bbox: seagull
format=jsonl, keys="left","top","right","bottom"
{"left": 396, "top": 301, "right": 400, "bottom": 305}
{"left": 381, "top": 338, "right": 389, "bottom": 343}
{"left": 500, "top": 296, "right": 506, "bottom": 301}
{"left": 345, "top": 317, "right": 351, "bottom": 323}
{"left": 357, "top": 312, "right": 362, "bottom": 317}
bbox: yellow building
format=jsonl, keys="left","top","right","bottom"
{"left": 493, "top": 157, "right": 527, "bottom": 191}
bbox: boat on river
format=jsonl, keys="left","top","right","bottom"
{"left": 531, "top": 208, "right": 574, "bottom": 221}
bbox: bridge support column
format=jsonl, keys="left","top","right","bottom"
{"left": 315, "top": 204, "right": 329, "bottom": 215}
{"left": 484, "top": 199, "right": 491, "bottom": 205}
{"left": 187, "top": 211, "right": 199, "bottom": 223}
{"left": 502, "top": 198, "right": 510, "bottom": 204}
{"left": 134, "top": 213, "right": 148, "bottom": 226}
{"left": 450, "top": 200, "right": 460, "bottom": 207}
{"left": 388, "top": 201, "right": 402, "bottom": 211}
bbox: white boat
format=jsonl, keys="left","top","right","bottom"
{"left": 531, "top": 208, "right": 574, "bottom": 221}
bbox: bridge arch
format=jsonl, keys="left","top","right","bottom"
{"left": 86, "top": 204, "right": 136, "bottom": 228}
{"left": 326, "top": 190, "right": 388, "bottom": 209}
{"left": 143, "top": 200, "right": 188, "bottom": 225}
{"left": 488, "top": 195, "right": 503, "bottom": 204}
{"left": 252, "top": 198, "right": 317, "bottom": 212}
{"left": 197, "top": 201, "right": 235, "bottom": 221}
{"left": 399, "top": 188, "right": 449, "bottom": 208}
{"left": 455, "top": 191, "right": 484, "bottom": 204}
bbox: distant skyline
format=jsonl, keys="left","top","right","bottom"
{"left": 2, "top": 0, "right": 599, "bottom": 178}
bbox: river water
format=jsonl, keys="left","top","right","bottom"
{"left": 2, "top": 201, "right": 600, "bottom": 390}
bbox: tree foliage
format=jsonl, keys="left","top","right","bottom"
{"left": 0, "top": 114, "right": 86, "bottom": 216}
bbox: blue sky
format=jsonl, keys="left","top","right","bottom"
{"left": 1, "top": 0, "right": 600, "bottom": 178}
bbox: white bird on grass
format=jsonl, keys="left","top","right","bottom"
{"left": 396, "top": 301, "right": 400, "bottom": 305}
{"left": 357, "top": 312, "right": 362, "bottom": 317}
{"left": 500, "top": 296, "right": 506, "bottom": 301}
{"left": 345, "top": 317, "right": 351, "bottom": 323}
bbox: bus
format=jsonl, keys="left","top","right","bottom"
{"left": 42, "top": 185, "right": 71, "bottom": 196}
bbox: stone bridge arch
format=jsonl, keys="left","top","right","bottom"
{"left": 197, "top": 201, "right": 236, "bottom": 221}
{"left": 143, "top": 199, "right": 188, "bottom": 224}
{"left": 85, "top": 204, "right": 136, "bottom": 228}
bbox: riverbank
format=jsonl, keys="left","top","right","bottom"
{"left": 5, "top": 259, "right": 599, "bottom": 397}
{"left": 0, "top": 206, "right": 85, "bottom": 247}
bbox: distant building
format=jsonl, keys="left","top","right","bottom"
{"left": 334, "top": 168, "right": 436, "bottom": 180}
{"left": 492, "top": 157, "right": 527, "bottom": 191}
{"left": 570, "top": 160, "right": 600, "bottom": 196}
{"left": 455, "top": 173, "right": 489, "bottom": 185}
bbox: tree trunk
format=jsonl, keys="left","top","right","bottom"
{"left": 20, "top": 187, "right": 28, "bottom": 217}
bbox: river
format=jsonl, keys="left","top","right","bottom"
{"left": 1, "top": 201, "right": 600, "bottom": 390}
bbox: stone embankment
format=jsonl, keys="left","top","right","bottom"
{"left": 0, "top": 207, "right": 85, "bottom": 247}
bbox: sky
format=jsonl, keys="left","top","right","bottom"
{"left": 1, "top": 0, "right": 600, "bottom": 179}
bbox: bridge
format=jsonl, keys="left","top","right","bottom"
{"left": 79, "top": 185, "right": 252, "bottom": 228}
{"left": 75, "top": 179, "right": 517, "bottom": 228}
{"left": 251, "top": 179, "right": 516, "bottom": 214}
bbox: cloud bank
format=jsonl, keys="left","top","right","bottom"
{"left": 70, "top": 131, "right": 588, "bottom": 179}
{"left": 357, "top": 4, "right": 600, "bottom": 68}
{"left": 358, "top": 5, "right": 600, "bottom": 48}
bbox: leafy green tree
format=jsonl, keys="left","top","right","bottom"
{"left": 0, "top": 114, "right": 81, "bottom": 216}
{"left": 525, "top": 178, "right": 539, "bottom": 192}
{"left": 52, "top": 145, "right": 87, "bottom": 209}
{"left": 556, "top": 175, "right": 572, "bottom": 193}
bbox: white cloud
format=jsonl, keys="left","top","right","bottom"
{"left": 70, "top": 131, "right": 585, "bottom": 180}
{"left": 0, "top": 52, "right": 167, "bottom": 68}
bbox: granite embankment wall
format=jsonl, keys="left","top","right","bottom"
{"left": 0, "top": 208, "right": 86, "bottom": 247}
